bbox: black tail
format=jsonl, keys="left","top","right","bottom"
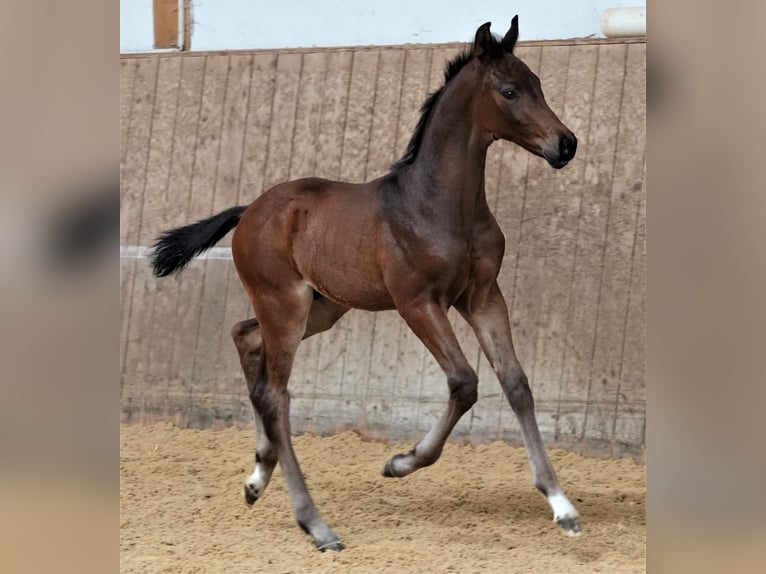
{"left": 150, "top": 205, "right": 247, "bottom": 277}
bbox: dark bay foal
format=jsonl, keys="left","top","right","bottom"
{"left": 151, "top": 17, "right": 580, "bottom": 551}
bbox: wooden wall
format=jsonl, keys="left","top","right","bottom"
{"left": 120, "top": 39, "right": 645, "bottom": 457}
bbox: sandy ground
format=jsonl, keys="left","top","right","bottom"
{"left": 121, "top": 423, "right": 645, "bottom": 573}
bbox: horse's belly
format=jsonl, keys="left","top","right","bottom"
{"left": 294, "top": 224, "right": 393, "bottom": 311}
{"left": 310, "top": 273, "right": 395, "bottom": 311}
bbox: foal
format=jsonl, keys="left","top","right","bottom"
{"left": 151, "top": 17, "right": 580, "bottom": 551}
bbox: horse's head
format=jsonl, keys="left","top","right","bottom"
{"left": 472, "top": 17, "right": 576, "bottom": 169}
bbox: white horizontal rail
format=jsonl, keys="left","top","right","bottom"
{"left": 120, "top": 246, "right": 233, "bottom": 260}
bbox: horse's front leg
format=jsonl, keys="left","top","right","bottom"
{"left": 382, "top": 299, "right": 478, "bottom": 477}
{"left": 457, "top": 281, "right": 581, "bottom": 536}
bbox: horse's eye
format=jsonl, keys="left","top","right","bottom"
{"left": 501, "top": 89, "right": 515, "bottom": 100}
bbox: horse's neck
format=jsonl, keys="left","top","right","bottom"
{"left": 407, "top": 76, "right": 491, "bottom": 224}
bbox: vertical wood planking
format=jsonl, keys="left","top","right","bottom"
{"left": 313, "top": 51, "right": 353, "bottom": 181}
{"left": 167, "top": 55, "right": 227, "bottom": 426}
{"left": 339, "top": 51, "right": 380, "bottom": 183}
{"left": 184, "top": 54, "right": 230, "bottom": 427}
{"left": 612, "top": 49, "right": 646, "bottom": 455}
{"left": 557, "top": 43, "right": 628, "bottom": 445}
{"left": 125, "top": 264, "right": 159, "bottom": 421}
{"left": 120, "top": 59, "right": 137, "bottom": 174}
{"left": 138, "top": 57, "right": 182, "bottom": 246}
{"left": 189, "top": 258, "right": 231, "bottom": 428}
{"left": 120, "top": 57, "right": 163, "bottom": 422}
{"left": 613, "top": 164, "right": 645, "bottom": 455}
{"left": 167, "top": 268, "right": 203, "bottom": 427}
{"left": 131, "top": 63, "right": 176, "bottom": 409}
{"left": 145, "top": 268, "right": 180, "bottom": 420}
{"left": 262, "top": 53, "right": 302, "bottom": 190}
{"left": 239, "top": 54, "right": 278, "bottom": 203}
{"left": 119, "top": 57, "right": 139, "bottom": 390}
{"left": 212, "top": 54, "right": 254, "bottom": 243}
{"left": 121, "top": 58, "right": 158, "bottom": 245}
{"left": 584, "top": 43, "right": 645, "bottom": 448}
{"left": 202, "top": 55, "right": 255, "bottom": 425}
{"left": 531, "top": 45, "right": 598, "bottom": 442}
{"left": 133, "top": 57, "right": 183, "bottom": 421}
{"left": 186, "top": 55, "right": 229, "bottom": 224}
{"left": 162, "top": 56, "right": 206, "bottom": 230}
{"left": 290, "top": 52, "right": 328, "bottom": 179}
{"left": 364, "top": 50, "right": 405, "bottom": 179}
{"left": 538, "top": 45, "right": 600, "bottom": 443}
{"left": 188, "top": 58, "right": 240, "bottom": 427}
{"left": 120, "top": 258, "right": 136, "bottom": 382}
{"left": 149, "top": 56, "right": 206, "bottom": 425}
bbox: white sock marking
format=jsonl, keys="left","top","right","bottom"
{"left": 246, "top": 464, "right": 270, "bottom": 493}
{"left": 548, "top": 492, "right": 578, "bottom": 521}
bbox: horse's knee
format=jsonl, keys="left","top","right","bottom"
{"left": 231, "top": 319, "right": 262, "bottom": 357}
{"left": 448, "top": 370, "right": 478, "bottom": 410}
{"left": 504, "top": 370, "right": 535, "bottom": 413}
{"left": 231, "top": 318, "right": 258, "bottom": 344}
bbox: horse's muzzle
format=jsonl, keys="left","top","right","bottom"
{"left": 542, "top": 131, "right": 577, "bottom": 169}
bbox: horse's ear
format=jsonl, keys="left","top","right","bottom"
{"left": 473, "top": 22, "right": 493, "bottom": 60}
{"left": 502, "top": 15, "right": 519, "bottom": 53}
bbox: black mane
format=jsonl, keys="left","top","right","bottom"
{"left": 390, "top": 50, "right": 473, "bottom": 171}
{"left": 390, "top": 32, "right": 507, "bottom": 172}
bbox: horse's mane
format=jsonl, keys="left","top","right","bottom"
{"left": 390, "top": 31, "right": 508, "bottom": 172}
{"left": 390, "top": 49, "right": 473, "bottom": 171}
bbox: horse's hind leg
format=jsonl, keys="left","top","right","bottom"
{"left": 232, "top": 318, "right": 276, "bottom": 504}
{"left": 232, "top": 297, "right": 348, "bottom": 506}
{"left": 260, "top": 288, "right": 344, "bottom": 550}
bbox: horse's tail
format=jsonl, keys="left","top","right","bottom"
{"left": 150, "top": 205, "right": 247, "bottom": 277}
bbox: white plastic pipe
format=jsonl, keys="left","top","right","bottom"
{"left": 601, "top": 7, "right": 646, "bottom": 38}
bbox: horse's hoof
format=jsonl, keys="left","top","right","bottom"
{"left": 244, "top": 484, "right": 259, "bottom": 505}
{"left": 556, "top": 516, "right": 582, "bottom": 537}
{"left": 317, "top": 540, "right": 345, "bottom": 552}
{"left": 381, "top": 453, "right": 408, "bottom": 478}
{"left": 381, "top": 459, "right": 398, "bottom": 478}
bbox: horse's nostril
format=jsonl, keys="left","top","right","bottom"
{"left": 559, "top": 134, "right": 576, "bottom": 161}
